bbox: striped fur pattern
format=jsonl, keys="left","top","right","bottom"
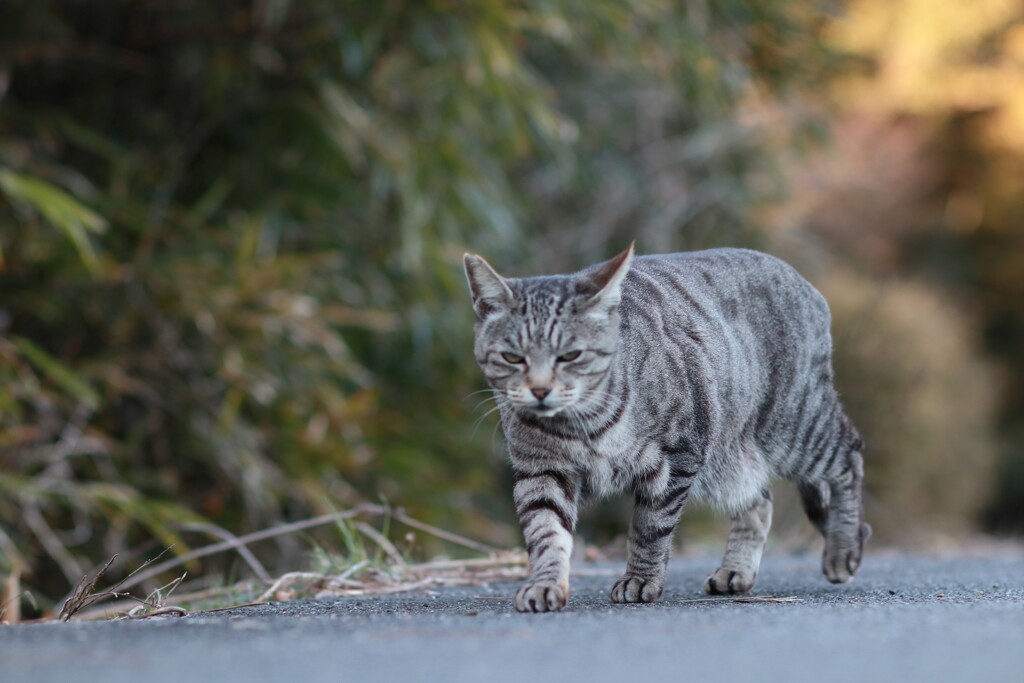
{"left": 464, "top": 245, "right": 869, "bottom": 612}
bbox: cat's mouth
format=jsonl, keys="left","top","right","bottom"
{"left": 523, "top": 402, "right": 566, "bottom": 418}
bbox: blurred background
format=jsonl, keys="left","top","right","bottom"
{"left": 1, "top": 0, "right": 1022, "bottom": 617}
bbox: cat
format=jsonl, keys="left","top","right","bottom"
{"left": 464, "top": 243, "right": 870, "bottom": 612}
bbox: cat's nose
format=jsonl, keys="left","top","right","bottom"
{"left": 530, "top": 387, "right": 551, "bottom": 401}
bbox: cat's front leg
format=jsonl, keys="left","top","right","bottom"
{"left": 512, "top": 468, "right": 578, "bottom": 613}
{"left": 612, "top": 464, "right": 692, "bottom": 604}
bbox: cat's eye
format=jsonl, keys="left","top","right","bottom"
{"left": 501, "top": 352, "right": 526, "bottom": 364}
{"left": 557, "top": 350, "right": 582, "bottom": 362}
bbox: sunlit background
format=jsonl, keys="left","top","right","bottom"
{"left": 2, "top": 0, "right": 1023, "bottom": 617}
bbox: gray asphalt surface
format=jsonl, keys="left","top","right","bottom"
{"left": 3, "top": 553, "right": 1023, "bottom": 683}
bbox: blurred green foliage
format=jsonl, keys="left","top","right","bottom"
{"left": 4, "top": 0, "right": 1023, "bottom": 615}
{"left": 807, "top": 0, "right": 1024, "bottom": 533}
{"left": 0, "top": 0, "right": 836, "bottom": 607}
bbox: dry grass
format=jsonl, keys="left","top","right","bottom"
{"left": 57, "top": 549, "right": 184, "bottom": 622}
{"left": 257, "top": 553, "right": 528, "bottom": 603}
{"left": 57, "top": 555, "right": 119, "bottom": 622}
{"left": 64, "top": 554, "right": 529, "bottom": 621}
{"left": 41, "top": 506, "right": 523, "bottom": 622}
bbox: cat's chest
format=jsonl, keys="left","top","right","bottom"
{"left": 507, "top": 409, "right": 658, "bottom": 498}
{"left": 567, "top": 418, "right": 660, "bottom": 499}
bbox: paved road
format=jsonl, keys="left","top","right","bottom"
{"left": 3, "top": 553, "right": 1023, "bottom": 683}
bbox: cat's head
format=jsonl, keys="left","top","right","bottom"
{"left": 463, "top": 244, "right": 634, "bottom": 418}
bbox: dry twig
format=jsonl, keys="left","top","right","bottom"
{"left": 390, "top": 509, "right": 502, "bottom": 555}
{"left": 71, "top": 581, "right": 265, "bottom": 621}
{"left": 353, "top": 521, "right": 406, "bottom": 567}
{"left": 111, "top": 504, "right": 392, "bottom": 594}
{"left": 175, "top": 522, "right": 272, "bottom": 583}
{"left": 58, "top": 554, "right": 118, "bottom": 622}
{"left": 128, "top": 606, "right": 187, "bottom": 619}
{"left": 62, "top": 506, "right": 512, "bottom": 619}
{"left": 257, "top": 572, "right": 335, "bottom": 603}
{"left": 193, "top": 601, "right": 269, "bottom": 614}
{"left": 672, "top": 594, "right": 804, "bottom": 605}
{"left": 59, "top": 548, "right": 174, "bottom": 621}
{"left": 23, "top": 504, "right": 84, "bottom": 586}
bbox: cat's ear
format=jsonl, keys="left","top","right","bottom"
{"left": 464, "top": 253, "right": 515, "bottom": 319}
{"left": 582, "top": 242, "right": 634, "bottom": 311}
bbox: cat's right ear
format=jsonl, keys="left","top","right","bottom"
{"left": 464, "top": 254, "right": 515, "bottom": 319}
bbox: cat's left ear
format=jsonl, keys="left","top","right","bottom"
{"left": 582, "top": 242, "right": 635, "bottom": 312}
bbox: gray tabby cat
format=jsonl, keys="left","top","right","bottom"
{"left": 463, "top": 244, "right": 869, "bottom": 612}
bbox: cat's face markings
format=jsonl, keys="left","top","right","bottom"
{"left": 502, "top": 315, "right": 588, "bottom": 415}
{"left": 464, "top": 245, "right": 634, "bottom": 417}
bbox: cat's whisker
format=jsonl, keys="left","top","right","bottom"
{"left": 580, "top": 388, "right": 618, "bottom": 403}
{"left": 461, "top": 388, "right": 502, "bottom": 403}
{"left": 566, "top": 409, "right": 596, "bottom": 451}
{"left": 490, "top": 418, "right": 504, "bottom": 455}
{"left": 480, "top": 402, "right": 504, "bottom": 421}
{"left": 471, "top": 402, "right": 505, "bottom": 438}
{"left": 585, "top": 391, "right": 619, "bottom": 406}
{"left": 576, "top": 390, "right": 618, "bottom": 416}
{"left": 471, "top": 395, "right": 501, "bottom": 413}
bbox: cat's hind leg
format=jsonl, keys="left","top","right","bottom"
{"left": 819, "top": 445, "right": 870, "bottom": 583}
{"left": 797, "top": 479, "right": 829, "bottom": 536}
{"left": 705, "top": 488, "right": 773, "bottom": 595}
{"left": 797, "top": 416, "right": 870, "bottom": 583}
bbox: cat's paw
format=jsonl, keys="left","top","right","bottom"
{"left": 823, "top": 522, "right": 871, "bottom": 584}
{"left": 704, "top": 567, "right": 757, "bottom": 595}
{"left": 515, "top": 580, "right": 568, "bottom": 613}
{"left": 610, "top": 575, "right": 664, "bottom": 604}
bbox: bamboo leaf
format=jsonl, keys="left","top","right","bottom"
{"left": 11, "top": 336, "right": 100, "bottom": 409}
{"left": 0, "top": 169, "right": 107, "bottom": 274}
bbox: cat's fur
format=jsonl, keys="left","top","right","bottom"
{"left": 464, "top": 244, "right": 869, "bottom": 612}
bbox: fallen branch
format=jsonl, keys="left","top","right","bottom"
{"left": 353, "top": 521, "right": 405, "bottom": 568}
{"left": 175, "top": 522, "right": 272, "bottom": 583}
{"left": 193, "top": 601, "right": 269, "bottom": 615}
{"left": 23, "top": 504, "right": 84, "bottom": 586}
{"left": 61, "top": 506, "right": 511, "bottom": 619}
{"left": 111, "top": 504, "right": 391, "bottom": 594}
{"left": 672, "top": 594, "right": 803, "bottom": 605}
{"left": 107, "top": 504, "right": 504, "bottom": 596}
{"left": 411, "top": 553, "right": 526, "bottom": 572}
{"left": 390, "top": 509, "right": 502, "bottom": 555}
{"left": 257, "top": 572, "right": 335, "bottom": 603}
{"left": 128, "top": 606, "right": 187, "bottom": 619}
